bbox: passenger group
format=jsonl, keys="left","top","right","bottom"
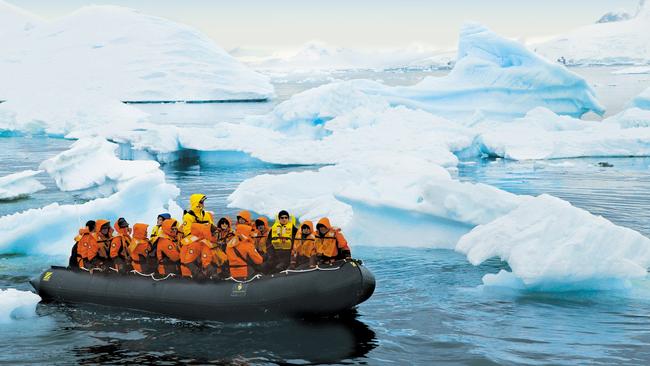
{"left": 69, "top": 194, "right": 351, "bottom": 281}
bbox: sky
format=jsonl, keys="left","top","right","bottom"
{"left": 9, "top": 0, "right": 642, "bottom": 52}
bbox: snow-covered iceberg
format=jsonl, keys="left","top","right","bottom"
{"left": 0, "top": 169, "right": 181, "bottom": 256}
{"left": 0, "top": 3, "right": 273, "bottom": 101}
{"left": 0, "top": 288, "right": 40, "bottom": 323}
{"left": 39, "top": 137, "right": 161, "bottom": 198}
{"left": 456, "top": 194, "right": 650, "bottom": 291}
{"left": 0, "top": 0, "right": 40, "bottom": 37}
{"left": 534, "top": 1, "right": 650, "bottom": 66}
{"left": 0, "top": 170, "right": 45, "bottom": 201}
{"left": 633, "top": 87, "right": 650, "bottom": 110}
{"left": 471, "top": 108, "right": 650, "bottom": 160}
{"left": 228, "top": 153, "right": 521, "bottom": 248}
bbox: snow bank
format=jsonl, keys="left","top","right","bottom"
{"left": 0, "top": 4, "right": 273, "bottom": 101}
{"left": 0, "top": 288, "right": 40, "bottom": 323}
{"left": 0, "top": 170, "right": 182, "bottom": 256}
{"left": 457, "top": 194, "right": 650, "bottom": 291}
{"left": 472, "top": 108, "right": 650, "bottom": 160}
{"left": 39, "top": 137, "right": 160, "bottom": 198}
{"left": 0, "top": 170, "right": 45, "bottom": 201}
{"left": 229, "top": 153, "right": 521, "bottom": 248}
{"left": 535, "top": 1, "right": 650, "bottom": 65}
{"left": 0, "top": 0, "right": 41, "bottom": 38}
{"left": 633, "top": 87, "right": 650, "bottom": 110}
{"left": 239, "top": 41, "right": 447, "bottom": 71}
{"left": 604, "top": 107, "right": 650, "bottom": 128}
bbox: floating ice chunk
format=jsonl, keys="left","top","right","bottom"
{"left": 39, "top": 137, "right": 160, "bottom": 199}
{"left": 229, "top": 153, "right": 521, "bottom": 248}
{"left": 0, "top": 288, "right": 40, "bottom": 323}
{"left": 0, "top": 170, "right": 181, "bottom": 255}
{"left": 456, "top": 194, "right": 650, "bottom": 291}
{"left": 0, "top": 4, "right": 273, "bottom": 101}
{"left": 473, "top": 107, "right": 650, "bottom": 160}
{"left": 535, "top": 1, "right": 650, "bottom": 66}
{"left": 0, "top": 170, "right": 45, "bottom": 201}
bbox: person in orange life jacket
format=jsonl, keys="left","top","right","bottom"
{"left": 179, "top": 223, "right": 214, "bottom": 279}
{"left": 236, "top": 210, "right": 255, "bottom": 230}
{"left": 226, "top": 225, "right": 263, "bottom": 280}
{"left": 203, "top": 224, "right": 230, "bottom": 279}
{"left": 70, "top": 220, "right": 95, "bottom": 270}
{"left": 215, "top": 217, "right": 235, "bottom": 251}
{"left": 156, "top": 219, "right": 181, "bottom": 276}
{"left": 150, "top": 213, "right": 171, "bottom": 243}
{"left": 290, "top": 221, "right": 317, "bottom": 269}
{"left": 87, "top": 219, "right": 113, "bottom": 272}
{"left": 109, "top": 217, "right": 132, "bottom": 273}
{"left": 252, "top": 217, "right": 270, "bottom": 255}
{"left": 266, "top": 210, "right": 298, "bottom": 273}
{"left": 130, "top": 223, "right": 153, "bottom": 274}
{"left": 315, "top": 217, "right": 351, "bottom": 264}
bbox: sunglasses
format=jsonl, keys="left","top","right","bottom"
{"left": 280, "top": 216, "right": 289, "bottom": 219}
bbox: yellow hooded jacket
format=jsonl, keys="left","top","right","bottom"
{"left": 182, "top": 194, "right": 214, "bottom": 237}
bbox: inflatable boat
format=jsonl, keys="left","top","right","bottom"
{"left": 30, "top": 260, "right": 375, "bottom": 321}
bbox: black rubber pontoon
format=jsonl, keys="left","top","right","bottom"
{"left": 30, "top": 260, "right": 375, "bottom": 321}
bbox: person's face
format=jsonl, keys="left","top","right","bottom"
{"left": 198, "top": 197, "right": 206, "bottom": 209}
{"left": 302, "top": 227, "right": 311, "bottom": 235}
{"left": 157, "top": 217, "right": 164, "bottom": 226}
{"left": 171, "top": 225, "right": 178, "bottom": 236}
{"left": 237, "top": 217, "right": 246, "bottom": 224}
{"left": 318, "top": 226, "right": 328, "bottom": 235}
{"left": 279, "top": 215, "right": 289, "bottom": 225}
{"left": 256, "top": 224, "right": 265, "bottom": 232}
{"left": 101, "top": 225, "right": 109, "bottom": 236}
{"left": 220, "top": 223, "right": 228, "bottom": 230}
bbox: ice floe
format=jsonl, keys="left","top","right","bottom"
{"left": 228, "top": 153, "right": 522, "bottom": 248}
{"left": 39, "top": 137, "right": 160, "bottom": 198}
{"left": 0, "top": 170, "right": 45, "bottom": 201}
{"left": 456, "top": 194, "right": 650, "bottom": 291}
{"left": 0, "top": 3, "right": 273, "bottom": 101}
{"left": 0, "top": 168, "right": 181, "bottom": 255}
{"left": 0, "top": 288, "right": 40, "bottom": 323}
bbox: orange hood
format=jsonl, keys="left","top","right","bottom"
{"left": 133, "top": 223, "right": 149, "bottom": 240}
{"left": 237, "top": 210, "right": 252, "bottom": 225}
{"left": 301, "top": 220, "right": 314, "bottom": 233}
{"left": 236, "top": 224, "right": 253, "bottom": 240}
{"left": 316, "top": 217, "right": 331, "bottom": 231}
{"left": 95, "top": 219, "right": 111, "bottom": 237}
{"left": 217, "top": 217, "right": 232, "bottom": 228}
{"left": 255, "top": 217, "right": 269, "bottom": 229}
{"left": 191, "top": 222, "right": 213, "bottom": 241}
{"left": 161, "top": 219, "right": 178, "bottom": 237}
{"left": 114, "top": 220, "right": 130, "bottom": 237}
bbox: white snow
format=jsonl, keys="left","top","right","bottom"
{"left": 0, "top": 288, "right": 40, "bottom": 323}
{"left": 0, "top": 0, "right": 41, "bottom": 37}
{"left": 228, "top": 153, "right": 521, "bottom": 248}
{"left": 633, "top": 87, "right": 650, "bottom": 110}
{"left": 612, "top": 66, "right": 650, "bottom": 75}
{"left": 0, "top": 168, "right": 182, "bottom": 256}
{"left": 535, "top": 1, "right": 650, "bottom": 66}
{"left": 0, "top": 3, "right": 273, "bottom": 102}
{"left": 0, "top": 170, "right": 45, "bottom": 201}
{"left": 39, "top": 137, "right": 161, "bottom": 198}
{"left": 456, "top": 194, "right": 650, "bottom": 291}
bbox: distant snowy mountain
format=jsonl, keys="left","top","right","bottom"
{"left": 239, "top": 41, "right": 452, "bottom": 71}
{"left": 0, "top": 2, "right": 274, "bottom": 101}
{"left": 534, "top": 0, "right": 650, "bottom": 66}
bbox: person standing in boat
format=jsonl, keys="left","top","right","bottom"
{"left": 226, "top": 224, "right": 263, "bottom": 280}
{"left": 156, "top": 218, "right": 181, "bottom": 276}
{"left": 267, "top": 210, "right": 298, "bottom": 272}
{"left": 130, "top": 223, "right": 153, "bottom": 274}
{"left": 315, "top": 217, "right": 351, "bottom": 265}
{"left": 150, "top": 213, "right": 171, "bottom": 243}
{"left": 71, "top": 220, "right": 95, "bottom": 270}
{"left": 290, "top": 221, "right": 317, "bottom": 269}
{"left": 182, "top": 194, "right": 213, "bottom": 237}
{"left": 109, "top": 218, "right": 132, "bottom": 273}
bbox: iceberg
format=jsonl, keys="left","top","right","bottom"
{"left": 633, "top": 87, "right": 650, "bottom": 110}
{"left": 228, "top": 153, "right": 521, "bottom": 248}
{"left": 534, "top": 1, "right": 650, "bottom": 66}
{"left": 0, "top": 288, "right": 40, "bottom": 323}
{"left": 471, "top": 108, "right": 650, "bottom": 160}
{"left": 456, "top": 194, "right": 650, "bottom": 291}
{"left": 0, "top": 170, "right": 45, "bottom": 201}
{"left": 0, "top": 3, "right": 273, "bottom": 102}
{"left": 0, "top": 169, "right": 182, "bottom": 256}
{"left": 39, "top": 137, "right": 161, "bottom": 198}
{"left": 0, "top": 0, "right": 40, "bottom": 37}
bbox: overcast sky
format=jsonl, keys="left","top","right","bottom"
{"left": 11, "top": 0, "right": 642, "bottom": 51}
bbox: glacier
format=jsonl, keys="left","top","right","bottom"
{"left": 39, "top": 137, "right": 161, "bottom": 198}
{"left": 0, "top": 2, "right": 273, "bottom": 102}
{"left": 0, "top": 288, "right": 40, "bottom": 323}
{"left": 0, "top": 170, "right": 45, "bottom": 201}
{"left": 456, "top": 194, "right": 650, "bottom": 291}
